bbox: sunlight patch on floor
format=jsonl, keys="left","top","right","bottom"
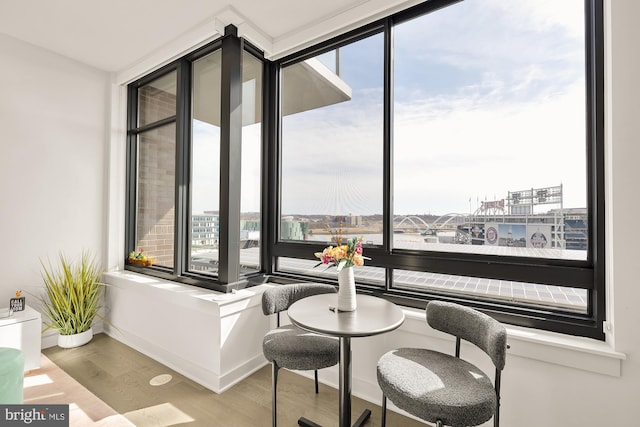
{"left": 23, "top": 373, "right": 53, "bottom": 388}
{"left": 124, "top": 403, "right": 194, "bottom": 426}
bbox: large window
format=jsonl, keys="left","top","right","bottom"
{"left": 126, "top": 29, "right": 265, "bottom": 291}
{"left": 394, "top": 0, "right": 588, "bottom": 261}
{"left": 240, "top": 52, "right": 263, "bottom": 273}
{"left": 133, "top": 72, "right": 177, "bottom": 269}
{"left": 126, "top": 1, "right": 604, "bottom": 339}
{"left": 272, "top": 0, "right": 604, "bottom": 338}
{"left": 280, "top": 33, "right": 385, "bottom": 245}
{"left": 190, "top": 50, "right": 222, "bottom": 275}
{"left": 390, "top": 0, "right": 591, "bottom": 310}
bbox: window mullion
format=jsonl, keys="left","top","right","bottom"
{"left": 218, "top": 25, "right": 244, "bottom": 284}
{"left": 383, "top": 18, "right": 394, "bottom": 291}
{"left": 174, "top": 60, "right": 192, "bottom": 276}
{"left": 263, "top": 61, "right": 278, "bottom": 276}
{"left": 124, "top": 85, "right": 139, "bottom": 258}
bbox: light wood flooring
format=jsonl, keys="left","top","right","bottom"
{"left": 44, "top": 334, "right": 426, "bottom": 427}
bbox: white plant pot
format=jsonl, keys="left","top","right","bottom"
{"left": 58, "top": 327, "right": 93, "bottom": 348}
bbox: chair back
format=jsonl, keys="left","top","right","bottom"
{"left": 262, "top": 283, "right": 337, "bottom": 316}
{"left": 426, "top": 300, "right": 507, "bottom": 370}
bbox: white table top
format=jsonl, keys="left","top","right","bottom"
{"left": 288, "top": 294, "right": 405, "bottom": 338}
{"left": 0, "top": 305, "right": 41, "bottom": 327}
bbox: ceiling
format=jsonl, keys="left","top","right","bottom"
{"left": 0, "top": 0, "right": 418, "bottom": 73}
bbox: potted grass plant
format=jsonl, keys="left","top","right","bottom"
{"left": 39, "top": 251, "right": 108, "bottom": 348}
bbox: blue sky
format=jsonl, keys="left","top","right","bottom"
{"left": 193, "top": 0, "right": 587, "bottom": 218}
{"left": 281, "top": 0, "right": 586, "bottom": 216}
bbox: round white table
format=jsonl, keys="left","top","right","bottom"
{"left": 288, "top": 293, "right": 405, "bottom": 427}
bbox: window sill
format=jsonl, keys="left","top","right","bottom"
{"left": 104, "top": 271, "right": 625, "bottom": 378}
{"left": 402, "top": 307, "right": 625, "bottom": 377}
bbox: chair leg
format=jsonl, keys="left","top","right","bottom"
{"left": 436, "top": 421, "right": 444, "bottom": 427}
{"left": 271, "top": 362, "right": 279, "bottom": 427}
{"left": 314, "top": 369, "right": 319, "bottom": 394}
{"left": 381, "top": 394, "right": 387, "bottom": 427}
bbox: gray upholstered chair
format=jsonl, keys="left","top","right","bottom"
{"left": 262, "top": 283, "right": 339, "bottom": 427}
{"left": 377, "top": 300, "right": 507, "bottom": 427}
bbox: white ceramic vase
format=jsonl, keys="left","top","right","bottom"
{"left": 58, "top": 327, "right": 93, "bottom": 348}
{"left": 337, "top": 267, "right": 357, "bottom": 311}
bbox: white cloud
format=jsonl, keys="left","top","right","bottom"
{"left": 393, "top": 82, "right": 587, "bottom": 214}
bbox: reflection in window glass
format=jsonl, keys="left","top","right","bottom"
{"left": 240, "top": 52, "right": 263, "bottom": 273}
{"left": 393, "top": 269, "right": 588, "bottom": 314}
{"left": 280, "top": 33, "right": 384, "bottom": 245}
{"left": 136, "top": 124, "right": 176, "bottom": 268}
{"left": 393, "top": 0, "right": 588, "bottom": 260}
{"left": 190, "top": 51, "right": 222, "bottom": 275}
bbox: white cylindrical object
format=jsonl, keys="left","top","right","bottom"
{"left": 337, "top": 267, "right": 357, "bottom": 311}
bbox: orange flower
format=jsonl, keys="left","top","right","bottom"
{"left": 314, "top": 236, "right": 370, "bottom": 270}
{"left": 352, "top": 254, "right": 364, "bottom": 266}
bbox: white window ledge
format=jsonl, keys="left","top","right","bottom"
{"left": 103, "top": 271, "right": 626, "bottom": 382}
{"left": 402, "top": 307, "right": 625, "bottom": 377}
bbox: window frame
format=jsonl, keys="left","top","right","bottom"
{"left": 124, "top": 0, "right": 605, "bottom": 339}
{"left": 269, "top": 0, "right": 605, "bottom": 339}
{"left": 125, "top": 29, "right": 268, "bottom": 292}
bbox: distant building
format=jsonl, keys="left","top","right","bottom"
{"left": 348, "top": 214, "right": 362, "bottom": 227}
{"left": 281, "top": 218, "right": 308, "bottom": 240}
{"left": 192, "top": 212, "right": 219, "bottom": 246}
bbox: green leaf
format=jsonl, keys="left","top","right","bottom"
{"left": 38, "top": 250, "right": 109, "bottom": 335}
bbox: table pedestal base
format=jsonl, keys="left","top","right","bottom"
{"left": 298, "top": 409, "right": 371, "bottom": 427}
{"left": 297, "top": 337, "right": 372, "bottom": 427}
{"left": 288, "top": 294, "right": 404, "bottom": 427}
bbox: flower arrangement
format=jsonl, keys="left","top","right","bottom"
{"left": 314, "top": 236, "right": 369, "bottom": 272}
{"left": 127, "top": 249, "right": 153, "bottom": 267}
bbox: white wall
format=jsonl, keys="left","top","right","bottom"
{"left": 0, "top": 34, "right": 110, "bottom": 324}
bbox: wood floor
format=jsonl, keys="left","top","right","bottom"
{"left": 44, "top": 334, "right": 426, "bottom": 427}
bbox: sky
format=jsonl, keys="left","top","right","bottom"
{"left": 194, "top": 0, "right": 588, "bottom": 218}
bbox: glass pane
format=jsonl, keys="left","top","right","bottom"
{"left": 277, "top": 257, "right": 385, "bottom": 286}
{"left": 280, "top": 33, "right": 384, "bottom": 245}
{"left": 190, "top": 50, "right": 222, "bottom": 275}
{"left": 136, "top": 124, "right": 176, "bottom": 268}
{"left": 393, "top": 269, "right": 588, "bottom": 314}
{"left": 138, "top": 71, "right": 177, "bottom": 127}
{"left": 240, "top": 52, "right": 263, "bottom": 274}
{"left": 393, "top": 0, "right": 588, "bottom": 261}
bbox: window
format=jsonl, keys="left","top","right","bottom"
{"left": 391, "top": 0, "right": 591, "bottom": 311}
{"left": 190, "top": 50, "right": 222, "bottom": 275}
{"left": 126, "top": 28, "right": 265, "bottom": 291}
{"left": 240, "top": 52, "right": 263, "bottom": 273}
{"left": 126, "top": 1, "right": 604, "bottom": 339}
{"left": 132, "top": 71, "right": 177, "bottom": 269}
{"left": 279, "top": 33, "right": 384, "bottom": 245}
{"left": 394, "top": 0, "right": 588, "bottom": 261}
{"left": 273, "top": 0, "right": 604, "bottom": 338}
